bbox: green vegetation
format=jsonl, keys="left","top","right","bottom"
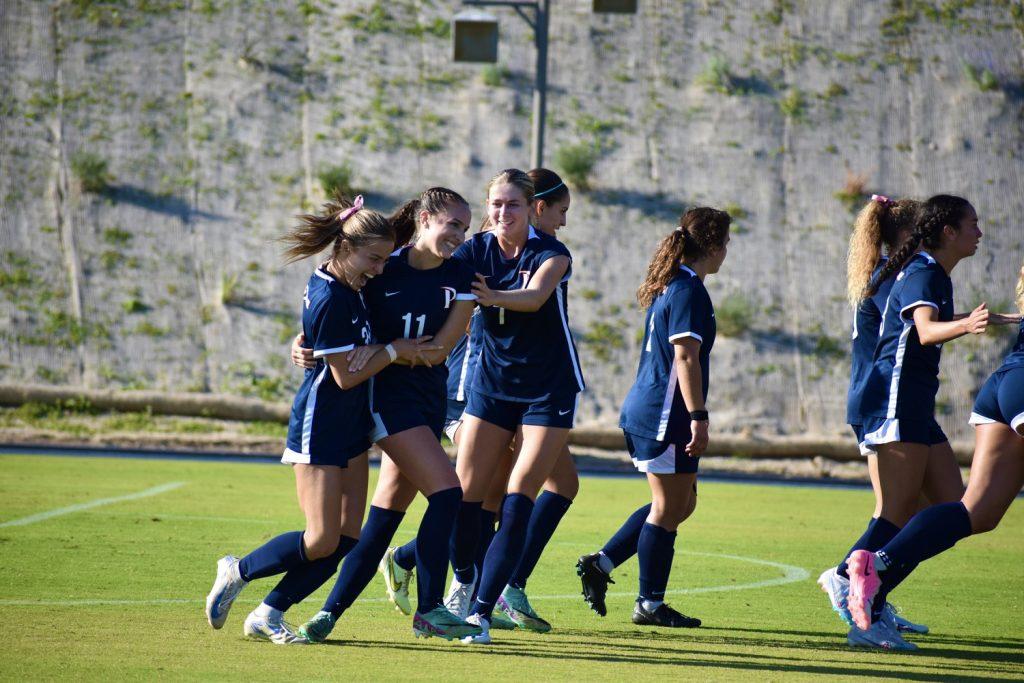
{"left": 70, "top": 151, "right": 112, "bottom": 193}
{"left": 962, "top": 62, "right": 999, "bottom": 92}
{"left": 481, "top": 64, "right": 510, "bottom": 87}
{"left": 0, "top": 455, "right": 1020, "bottom": 680}
{"left": 317, "top": 164, "right": 355, "bottom": 198}
{"left": 102, "top": 227, "right": 132, "bottom": 246}
{"left": 579, "top": 320, "right": 626, "bottom": 362}
{"left": 122, "top": 297, "right": 150, "bottom": 314}
{"left": 553, "top": 143, "right": 599, "bottom": 192}
{"left": 819, "top": 81, "right": 848, "bottom": 100}
{"left": 723, "top": 203, "right": 748, "bottom": 220}
{"left": 834, "top": 173, "right": 869, "bottom": 213}
{"left": 715, "top": 293, "right": 755, "bottom": 337}
{"left": 695, "top": 57, "right": 739, "bottom": 95}
{"left": 777, "top": 89, "right": 807, "bottom": 120}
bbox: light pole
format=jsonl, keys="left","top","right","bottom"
{"left": 453, "top": 1, "right": 634, "bottom": 170}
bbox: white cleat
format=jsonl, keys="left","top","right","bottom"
{"left": 379, "top": 547, "right": 413, "bottom": 616}
{"left": 884, "top": 603, "right": 929, "bottom": 634}
{"left": 443, "top": 570, "right": 477, "bottom": 620}
{"left": 243, "top": 610, "right": 308, "bottom": 645}
{"left": 460, "top": 613, "right": 491, "bottom": 645}
{"left": 205, "top": 555, "right": 248, "bottom": 629}
{"left": 817, "top": 567, "right": 854, "bottom": 626}
{"left": 847, "top": 617, "right": 918, "bottom": 651}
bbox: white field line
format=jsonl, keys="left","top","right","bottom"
{"left": 0, "top": 482, "right": 186, "bottom": 528}
{"left": 0, "top": 551, "right": 808, "bottom": 608}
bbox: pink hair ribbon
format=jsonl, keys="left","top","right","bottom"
{"left": 336, "top": 195, "right": 364, "bottom": 223}
{"left": 871, "top": 194, "right": 891, "bottom": 205}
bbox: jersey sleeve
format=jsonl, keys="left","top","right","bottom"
{"left": 452, "top": 239, "right": 476, "bottom": 270}
{"left": 310, "top": 294, "right": 363, "bottom": 358}
{"left": 452, "top": 262, "right": 477, "bottom": 301}
{"left": 898, "top": 269, "right": 944, "bottom": 320}
{"left": 666, "top": 284, "right": 709, "bottom": 344}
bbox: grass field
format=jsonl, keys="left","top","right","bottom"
{"left": 1, "top": 454, "right": 1021, "bottom": 681}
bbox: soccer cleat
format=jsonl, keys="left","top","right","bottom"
{"left": 243, "top": 610, "right": 308, "bottom": 645}
{"left": 631, "top": 601, "right": 701, "bottom": 628}
{"left": 846, "top": 549, "right": 882, "bottom": 631}
{"left": 443, "top": 570, "right": 477, "bottom": 620}
{"left": 459, "top": 613, "right": 492, "bottom": 645}
{"left": 489, "top": 608, "right": 518, "bottom": 630}
{"left": 885, "top": 603, "right": 929, "bottom": 634}
{"left": 817, "top": 566, "right": 854, "bottom": 626}
{"left": 205, "top": 555, "right": 248, "bottom": 629}
{"left": 413, "top": 606, "right": 483, "bottom": 641}
{"left": 498, "top": 586, "right": 551, "bottom": 633}
{"left": 576, "top": 553, "right": 614, "bottom": 617}
{"left": 847, "top": 618, "right": 918, "bottom": 651}
{"left": 297, "top": 610, "right": 337, "bottom": 644}
{"left": 379, "top": 547, "right": 413, "bottom": 616}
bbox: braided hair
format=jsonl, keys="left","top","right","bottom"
{"left": 865, "top": 194, "right": 972, "bottom": 298}
{"left": 637, "top": 207, "right": 730, "bottom": 309}
{"left": 389, "top": 187, "right": 471, "bottom": 249}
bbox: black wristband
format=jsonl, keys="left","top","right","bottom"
{"left": 689, "top": 410, "right": 709, "bottom": 421}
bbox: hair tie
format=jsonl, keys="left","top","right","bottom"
{"left": 534, "top": 182, "right": 565, "bottom": 199}
{"left": 336, "top": 195, "right": 364, "bottom": 224}
{"left": 871, "top": 194, "right": 891, "bottom": 206}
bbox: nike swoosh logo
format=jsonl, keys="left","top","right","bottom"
{"left": 385, "top": 291, "right": 400, "bottom": 297}
{"left": 351, "top": 316, "right": 359, "bottom": 324}
{"left": 558, "top": 409, "right": 571, "bottom": 416}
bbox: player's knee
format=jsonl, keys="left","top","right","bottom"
{"left": 548, "top": 473, "right": 579, "bottom": 500}
{"left": 967, "top": 506, "right": 1005, "bottom": 534}
{"left": 303, "top": 531, "right": 340, "bottom": 560}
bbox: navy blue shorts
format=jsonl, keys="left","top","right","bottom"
{"left": 370, "top": 402, "right": 444, "bottom": 443}
{"left": 282, "top": 436, "right": 370, "bottom": 468}
{"left": 860, "top": 415, "right": 948, "bottom": 454}
{"left": 970, "top": 366, "right": 1024, "bottom": 435}
{"left": 624, "top": 431, "right": 700, "bottom": 474}
{"left": 465, "top": 390, "right": 577, "bottom": 432}
{"left": 443, "top": 399, "right": 467, "bottom": 442}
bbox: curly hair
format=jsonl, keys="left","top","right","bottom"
{"left": 866, "top": 194, "right": 972, "bottom": 298}
{"left": 846, "top": 197, "right": 920, "bottom": 306}
{"left": 637, "top": 207, "right": 731, "bottom": 309}
{"left": 388, "top": 187, "right": 470, "bottom": 249}
{"left": 281, "top": 191, "right": 394, "bottom": 264}
{"left": 1016, "top": 259, "right": 1024, "bottom": 314}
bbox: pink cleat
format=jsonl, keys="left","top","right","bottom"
{"left": 847, "top": 549, "right": 882, "bottom": 631}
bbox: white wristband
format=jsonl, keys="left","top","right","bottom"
{"left": 384, "top": 343, "right": 398, "bottom": 362}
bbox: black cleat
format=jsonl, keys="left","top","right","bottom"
{"left": 631, "top": 601, "right": 701, "bottom": 628}
{"left": 576, "top": 553, "right": 613, "bottom": 617}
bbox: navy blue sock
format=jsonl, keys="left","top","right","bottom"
{"left": 870, "top": 502, "right": 973, "bottom": 615}
{"left": 322, "top": 506, "right": 405, "bottom": 618}
{"left": 509, "top": 491, "right": 572, "bottom": 589}
{"left": 473, "top": 508, "right": 498, "bottom": 583}
{"left": 415, "top": 487, "right": 463, "bottom": 613}
{"left": 264, "top": 535, "right": 358, "bottom": 611}
{"left": 238, "top": 530, "right": 306, "bottom": 582}
{"left": 393, "top": 539, "right": 416, "bottom": 572}
{"left": 470, "top": 494, "right": 534, "bottom": 619}
{"left": 601, "top": 504, "right": 651, "bottom": 567}
{"left": 449, "top": 500, "right": 483, "bottom": 583}
{"left": 638, "top": 522, "right": 677, "bottom": 603}
{"left": 837, "top": 517, "right": 901, "bottom": 579}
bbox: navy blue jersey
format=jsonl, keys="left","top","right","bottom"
{"left": 619, "top": 266, "right": 716, "bottom": 441}
{"left": 858, "top": 252, "right": 954, "bottom": 420}
{"left": 452, "top": 226, "right": 585, "bottom": 402}
{"left": 362, "top": 246, "right": 476, "bottom": 409}
{"left": 285, "top": 266, "right": 373, "bottom": 460}
{"left": 997, "top": 318, "right": 1024, "bottom": 370}
{"left": 846, "top": 260, "right": 895, "bottom": 424}
{"left": 446, "top": 308, "right": 484, "bottom": 402}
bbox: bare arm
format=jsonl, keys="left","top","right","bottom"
{"left": 472, "top": 256, "right": 569, "bottom": 313}
{"left": 324, "top": 336, "right": 442, "bottom": 389}
{"left": 912, "top": 303, "right": 988, "bottom": 346}
{"left": 673, "top": 337, "right": 708, "bottom": 457}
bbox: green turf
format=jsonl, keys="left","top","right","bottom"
{"left": 1, "top": 454, "right": 1021, "bottom": 681}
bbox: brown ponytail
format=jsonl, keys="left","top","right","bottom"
{"left": 637, "top": 207, "right": 730, "bottom": 308}
{"left": 865, "top": 194, "right": 972, "bottom": 298}
{"left": 847, "top": 197, "right": 920, "bottom": 306}
{"left": 388, "top": 187, "right": 470, "bottom": 249}
{"left": 1015, "top": 259, "right": 1024, "bottom": 314}
{"left": 281, "top": 191, "right": 394, "bottom": 264}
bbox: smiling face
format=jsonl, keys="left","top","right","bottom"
{"left": 487, "top": 183, "right": 530, "bottom": 237}
{"left": 335, "top": 238, "right": 394, "bottom": 290}
{"left": 532, "top": 194, "right": 571, "bottom": 236}
{"left": 418, "top": 201, "right": 472, "bottom": 260}
{"left": 943, "top": 203, "right": 981, "bottom": 258}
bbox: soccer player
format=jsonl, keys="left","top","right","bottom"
{"left": 843, "top": 194, "right": 991, "bottom": 649}
{"left": 287, "top": 188, "right": 481, "bottom": 642}
{"left": 204, "top": 194, "right": 437, "bottom": 644}
{"left": 582, "top": 208, "right": 730, "bottom": 628}
{"left": 818, "top": 195, "right": 932, "bottom": 634}
{"left": 450, "top": 168, "right": 585, "bottom": 644}
{"left": 847, "top": 262, "right": 1024, "bottom": 638}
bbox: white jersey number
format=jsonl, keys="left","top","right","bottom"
{"left": 402, "top": 312, "right": 426, "bottom": 338}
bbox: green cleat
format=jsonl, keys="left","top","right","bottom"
{"left": 378, "top": 547, "right": 413, "bottom": 616}
{"left": 490, "top": 609, "right": 518, "bottom": 630}
{"left": 498, "top": 586, "right": 552, "bottom": 633}
{"left": 297, "top": 610, "right": 337, "bottom": 644}
{"left": 413, "top": 606, "right": 483, "bottom": 641}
